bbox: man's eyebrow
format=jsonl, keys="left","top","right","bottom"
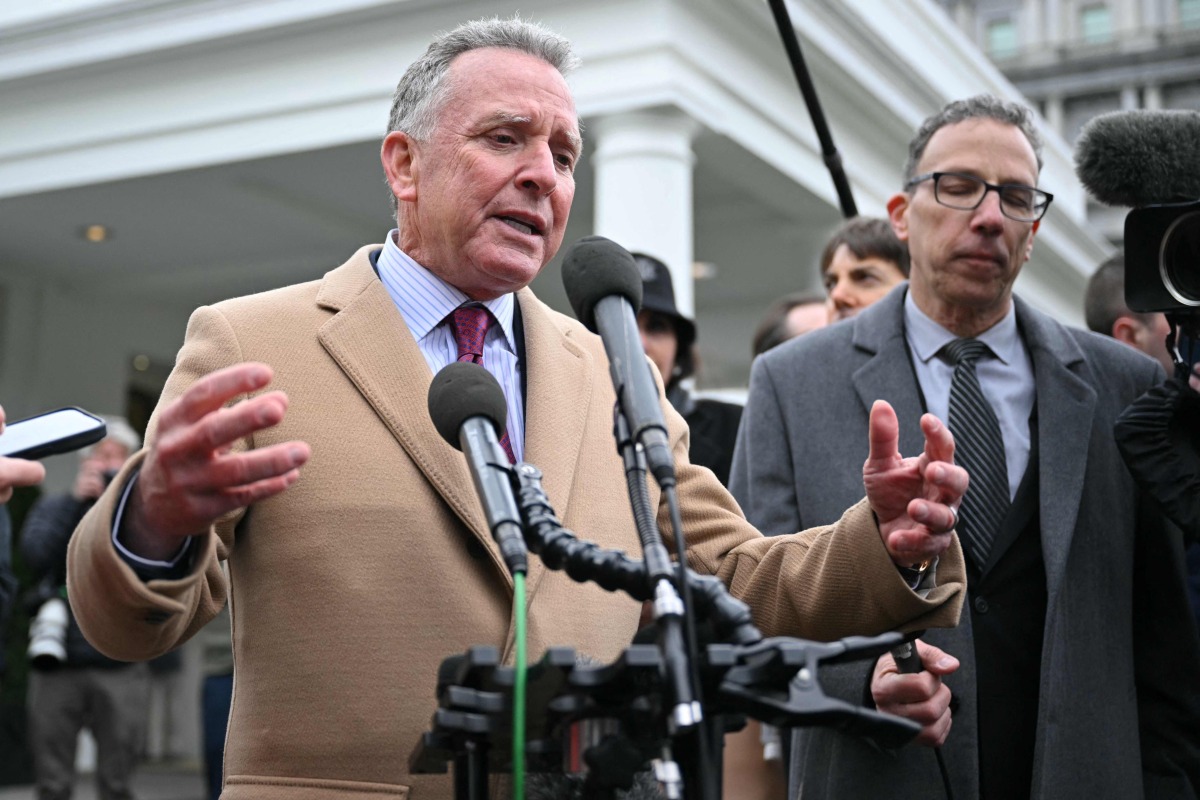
{"left": 479, "top": 111, "right": 583, "bottom": 156}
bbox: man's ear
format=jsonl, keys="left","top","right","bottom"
{"left": 1024, "top": 219, "right": 1040, "bottom": 261}
{"left": 381, "top": 131, "right": 419, "bottom": 203}
{"left": 1112, "top": 315, "right": 1142, "bottom": 347}
{"left": 887, "top": 193, "right": 911, "bottom": 242}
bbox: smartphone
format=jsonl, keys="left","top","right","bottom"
{"left": 0, "top": 408, "right": 107, "bottom": 460}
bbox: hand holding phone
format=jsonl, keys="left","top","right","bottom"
{"left": 0, "top": 404, "right": 49, "bottom": 501}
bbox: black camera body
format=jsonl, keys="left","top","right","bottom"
{"left": 1125, "top": 199, "right": 1200, "bottom": 315}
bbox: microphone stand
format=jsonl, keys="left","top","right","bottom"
{"left": 613, "top": 409, "right": 715, "bottom": 800}
{"left": 409, "top": 462, "right": 921, "bottom": 799}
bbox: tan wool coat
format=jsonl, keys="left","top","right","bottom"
{"left": 67, "top": 246, "right": 964, "bottom": 799}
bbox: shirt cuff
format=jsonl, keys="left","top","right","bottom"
{"left": 111, "top": 469, "right": 194, "bottom": 580}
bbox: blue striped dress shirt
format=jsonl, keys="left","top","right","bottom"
{"left": 377, "top": 231, "right": 525, "bottom": 462}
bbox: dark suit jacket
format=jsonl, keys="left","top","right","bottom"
{"left": 731, "top": 286, "right": 1200, "bottom": 799}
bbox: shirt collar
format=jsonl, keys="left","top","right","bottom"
{"left": 377, "top": 230, "right": 517, "bottom": 352}
{"left": 904, "top": 289, "right": 1020, "bottom": 366}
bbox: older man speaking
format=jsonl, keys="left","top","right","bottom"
{"left": 68, "top": 19, "right": 968, "bottom": 799}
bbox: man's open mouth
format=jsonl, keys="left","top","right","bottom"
{"left": 497, "top": 216, "right": 542, "bottom": 236}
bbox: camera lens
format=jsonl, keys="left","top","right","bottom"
{"left": 1161, "top": 209, "right": 1200, "bottom": 306}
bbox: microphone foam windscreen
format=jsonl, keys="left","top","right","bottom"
{"left": 561, "top": 235, "right": 643, "bottom": 332}
{"left": 427, "top": 362, "right": 508, "bottom": 450}
{"left": 1074, "top": 109, "right": 1200, "bottom": 207}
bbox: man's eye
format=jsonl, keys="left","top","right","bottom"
{"left": 556, "top": 153, "right": 575, "bottom": 171}
{"left": 492, "top": 133, "right": 516, "bottom": 145}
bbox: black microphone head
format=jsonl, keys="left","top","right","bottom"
{"left": 1075, "top": 109, "right": 1200, "bottom": 207}
{"left": 427, "top": 362, "right": 507, "bottom": 450}
{"left": 561, "top": 235, "right": 642, "bottom": 332}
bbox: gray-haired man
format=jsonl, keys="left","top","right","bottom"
{"left": 66, "top": 19, "right": 971, "bottom": 799}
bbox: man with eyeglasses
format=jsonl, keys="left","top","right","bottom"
{"left": 731, "top": 94, "right": 1200, "bottom": 799}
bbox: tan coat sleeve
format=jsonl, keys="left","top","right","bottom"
{"left": 657, "top": 394, "right": 965, "bottom": 643}
{"left": 67, "top": 305, "right": 245, "bottom": 662}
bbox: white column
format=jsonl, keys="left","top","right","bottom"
{"left": 1120, "top": 85, "right": 1139, "bottom": 109}
{"left": 1043, "top": 93, "right": 1065, "bottom": 136}
{"left": 1144, "top": 84, "right": 1163, "bottom": 110}
{"left": 591, "top": 109, "right": 699, "bottom": 317}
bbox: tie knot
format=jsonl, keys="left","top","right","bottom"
{"left": 942, "top": 338, "right": 990, "bottom": 367}
{"left": 449, "top": 305, "right": 492, "bottom": 364}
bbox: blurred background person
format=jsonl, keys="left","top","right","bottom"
{"left": 1084, "top": 251, "right": 1173, "bottom": 376}
{"left": 0, "top": 403, "right": 46, "bottom": 693}
{"left": 819, "top": 216, "right": 909, "bottom": 323}
{"left": 751, "top": 292, "right": 828, "bottom": 357}
{"left": 20, "top": 418, "right": 148, "bottom": 800}
{"left": 634, "top": 252, "right": 743, "bottom": 487}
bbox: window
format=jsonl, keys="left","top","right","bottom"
{"left": 986, "top": 17, "right": 1019, "bottom": 58}
{"left": 1079, "top": 4, "right": 1112, "bottom": 44}
{"left": 1181, "top": 0, "right": 1200, "bottom": 28}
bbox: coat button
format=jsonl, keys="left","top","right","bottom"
{"left": 973, "top": 596, "right": 989, "bottom": 614}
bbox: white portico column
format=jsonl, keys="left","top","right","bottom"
{"left": 591, "top": 109, "right": 699, "bottom": 317}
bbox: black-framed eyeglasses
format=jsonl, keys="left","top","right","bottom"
{"left": 906, "top": 171, "right": 1053, "bottom": 222}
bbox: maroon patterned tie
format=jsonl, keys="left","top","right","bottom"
{"left": 448, "top": 305, "right": 516, "bottom": 463}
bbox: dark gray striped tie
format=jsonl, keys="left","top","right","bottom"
{"left": 942, "top": 338, "right": 1009, "bottom": 567}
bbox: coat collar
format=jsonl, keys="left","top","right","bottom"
{"left": 312, "top": 247, "right": 596, "bottom": 596}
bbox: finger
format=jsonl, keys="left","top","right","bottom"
{"left": 194, "top": 442, "right": 310, "bottom": 493}
{"left": 865, "top": 400, "right": 900, "bottom": 468}
{"left": 215, "top": 468, "right": 304, "bottom": 511}
{"left": 161, "top": 393, "right": 289, "bottom": 463}
{"left": 916, "top": 641, "right": 960, "bottom": 676}
{"left": 0, "top": 404, "right": 6, "bottom": 430}
{"left": 919, "top": 413, "right": 955, "bottom": 466}
{"left": 879, "top": 673, "right": 943, "bottom": 706}
{"left": 885, "top": 526, "right": 954, "bottom": 563}
{"left": 917, "top": 708, "right": 953, "bottom": 748}
{"left": 161, "top": 363, "right": 274, "bottom": 429}
{"left": 910, "top": 498, "right": 959, "bottom": 534}
{"left": 0, "top": 457, "right": 46, "bottom": 494}
{"left": 925, "top": 462, "right": 969, "bottom": 504}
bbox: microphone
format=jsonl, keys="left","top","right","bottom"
{"left": 1074, "top": 109, "right": 1200, "bottom": 207}
{"left": 561, "top": 236, "right": 675, "bottom": 486}
{"left": 428, "top": 362, "right": 528, "bottom": 576}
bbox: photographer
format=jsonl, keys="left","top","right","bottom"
{"left": 20, "top": 418, "right": 148, "bottom": 800}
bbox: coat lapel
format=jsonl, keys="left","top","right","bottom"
{"left": 1015, "top": 298, "right": 1096, "bottom": 605}
{"left": 516, "top": 288, "right": 596, "bottom": 598}
{"left": 850, "top": 288, "right": 927, "bottom": 458}
{"left": 313, "top": 248, "right": 513, "bottom": 587}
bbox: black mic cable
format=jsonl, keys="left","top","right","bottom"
{"left": 891, "top": 636, "right": 953, "bottom": 800}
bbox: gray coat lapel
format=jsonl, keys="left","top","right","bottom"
{"left": 1014, "top": 298, "right": 1097, "bottom": 603}
{"left": 850, "top": 287, "right": 927, "bottom": 458}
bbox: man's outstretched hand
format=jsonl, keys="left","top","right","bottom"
{"left": 121, "top": 363, "right": 311, "bottom": 561}
{"left": 863, "top": 400, "right": 966, "bottom": 566}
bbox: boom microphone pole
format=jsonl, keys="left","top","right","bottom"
{"left": 767, "top": 0, "right": 858, "bottom": 219}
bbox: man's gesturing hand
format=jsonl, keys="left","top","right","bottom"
{"left": 122, "top": 363, "right": 311, "bottom": 560}
{"left": 863, "top": 400, "right": 967, "bottom": 566}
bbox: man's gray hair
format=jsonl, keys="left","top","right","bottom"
{"left": 386, "top": 17, "right": 580, "bottom": 142}
{"left": 903, "top": 94, "right": 1045, "bottom": 185}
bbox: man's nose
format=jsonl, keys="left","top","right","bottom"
{"left": 518, "top": 143, "right": 558, "bottom": 196}
{"left": 829, "top": 279, "right": 853, "bottom": 308}
{"left": 971, "top": 189, "right": 1006, "bottom": 233}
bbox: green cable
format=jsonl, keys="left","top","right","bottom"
{"left": 513, "top": 572, "right": 527, "bottom": 800}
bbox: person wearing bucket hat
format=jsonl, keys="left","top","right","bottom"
{"left": 633, "top": 253, "right": 743, "bottom": 487}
